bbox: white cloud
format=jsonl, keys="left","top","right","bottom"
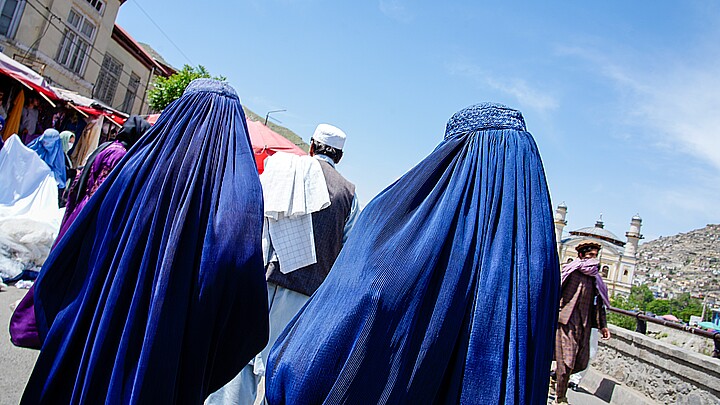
{"left": 447, "top": 62, "right": 559, "bottom": 113}
{"left": 557, "top": 45, "right": 720, "bottom": 171}
{"left": 378, "top": 0, "right": 413, "bottom": 23}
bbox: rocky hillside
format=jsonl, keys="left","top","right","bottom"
{"left": 635, "top": 224, "right": 720, "bottom": 301}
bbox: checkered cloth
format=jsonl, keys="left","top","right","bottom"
{"left": 260, "top": 152, "right": 330, "bottom": 273}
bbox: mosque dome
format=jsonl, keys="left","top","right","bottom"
{"left": 569, "top": 224, "right": 625, "bottom": 247}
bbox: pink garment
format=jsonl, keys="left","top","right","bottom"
{"left": 561, "top": 258, "right": 611, "bottom": 308}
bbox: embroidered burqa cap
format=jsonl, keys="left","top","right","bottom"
{"left": 22, "top": 79, "right": 268, "bottom": 404}
{"left": 266, "top": 103, "right": 560, "bottom": 404}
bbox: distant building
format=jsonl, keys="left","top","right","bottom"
{"left": 0, "top": 0, "right": 173, "bottom": 115}
{"left": 554, "top": 203, "right": 643, "bottom": 297}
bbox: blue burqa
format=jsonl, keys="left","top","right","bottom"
{"left": 266, "top": 103, "right": 560, "bottom": 404}
{"left": 21, "top": 79, "right": 269, "bottom": 404}
{"left": 27, "top": 128, "right": 67, "bottom": 189}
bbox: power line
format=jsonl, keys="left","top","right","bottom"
{"left": 22, "top": 0, "right": 148, "bottom": 108}
{"left": 20, "top": 2, "right": 55, "bottom": 61}
{"left": 128, "top": 0, "right": 194, "bottom": 66}
{"left": 23, "top": 0, "right": 150, "bottom": 94}
{"left": 20, "top": 0, "right": 162, "bottom": 110}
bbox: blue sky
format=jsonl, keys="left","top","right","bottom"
{"left": 117, "top": 1, "right": 720, "bottom": 242}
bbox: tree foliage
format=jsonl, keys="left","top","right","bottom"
{"left": 628, "top": 285, "right": 655, "bottom": 311}
{"left": 607, "top": 286, "right": 705, "bottom": 331}
{"left": 646, "top": 299, "right": 670, "bottom": 315}
{"left": 608, "top": 294, "right": 637, "bottom": 330}
{"left": 147, "top": 65, "right": 226, "bottom": 112}
{"left": 669, "top": 293, "right": 704, "bottom": 322}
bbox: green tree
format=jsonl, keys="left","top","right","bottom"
{"left": 668, "top": 293, "right": 703, "bottom": 323}
{"left": 646, "top": 299, "right": 670, "bottom": 315}
{"left": 627, "top": 285, "right": 654, "bottom": 311}
{"left": 147, "top": 65, "right": 226, "bottom": 111}
{"left": 608, "top": 294, "right": 636, "bottom": 330}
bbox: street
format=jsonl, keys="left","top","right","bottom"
{"left": 0, "top": 287, "right": 38, "bottom": 405}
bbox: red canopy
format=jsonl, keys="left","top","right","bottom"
{"left": 0, "top": 52, "right": 59, "bottom": 104}
{"left": 52, "top": 86, "right": 127, "bottom": 126}
{"left": 245, "top": 119, "right": 307, "bottom": 173}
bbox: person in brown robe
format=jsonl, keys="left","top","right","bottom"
{"left": 554, "top": 242, "right": 611, "bottom": 404}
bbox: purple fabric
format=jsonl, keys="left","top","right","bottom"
{"left": 560, "top": 258, "right": 611, "bottom": 308}
{"left": 9, "top": 290, "right": 41, "bottom": 348}
{"left": 23, "top": 133, "right": 41, "bottom": 145}
{"left": 9, "top": 141, "right": 128, "bottom": 350}
{"left": 56, "top": 141, "right": 127, "bottom": 243}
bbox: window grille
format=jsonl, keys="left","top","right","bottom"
{"left": 85, "top": 0, "right": 104, "bottom": 14}
{"left": 120, "top": 72, "right": 141, "bottom": 113}
{"left": 94, "top": 53, "right": 123, "bottom": 105}
{"left": 0, "top": 0, "right": 22, "bottom": 37}
{"left": 55, "top": 8, "right": 96, "bottom": 75}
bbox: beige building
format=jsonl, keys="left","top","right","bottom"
{"left": 554, "top": 203, "right": 643, "bottom": 297}
{"left": 0, "top": 0, "right": 172, "bottom": 115}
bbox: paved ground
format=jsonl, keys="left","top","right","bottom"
{"left": 548, "top": 385, "right": 610, "bottom": 405}
{"left": 0, "top": 284, "right": 616, "bottom": 405}
{"left": 0, "top": 286, "right": 39, "bottom": 405}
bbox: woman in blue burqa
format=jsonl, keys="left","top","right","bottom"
{"left": 21, "top": 79, "right": 269, "bottom": 404}
{"left": 266, "top": 103, "right": 560, "bottom": 404}
{"left": 27, "top": 128, "right": 67, "bottom": 191}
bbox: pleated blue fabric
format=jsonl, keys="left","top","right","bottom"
{"left": 22, "top": 79, "right": 269, "bottom": 404}
{"left": 27, "top": 128, "right": 67, "bottom": 188}
{"left": 266, "top": 103, "right": 559, "bottom": 405}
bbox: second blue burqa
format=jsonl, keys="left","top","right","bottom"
{"left": 27, "top": 128, "right": 67, "bottom": 189}
{"left": 266, "top": 103, "right": 559, "bottom": 404}
{"left": 22, "top": 79, "right": 269, "bottom": 404}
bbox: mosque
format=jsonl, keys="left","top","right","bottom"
{"left": 554, "top": 204, "right": 643, "bottom": 297}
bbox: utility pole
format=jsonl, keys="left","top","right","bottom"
{"left": 264, "top": 109, "right": 286, "bottom": 125}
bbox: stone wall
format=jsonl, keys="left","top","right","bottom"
{"left": 646, "top": 323, "right": 716, "bottom": 357}
{"left": 591, "top": 325, "right": 720, "bottom": 405}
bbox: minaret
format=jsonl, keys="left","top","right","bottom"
{"left": 554, "top": 203, "right": 568, "bottom": 255}
{"left": 624, "top": 214, "right": 643, "bottom": 257}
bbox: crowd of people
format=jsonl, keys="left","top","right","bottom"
{"left": 1, "top": 78, "right": 613, "bottom": 405}
{"left": 0, "top": 76, "right": 122, "bottom": 209}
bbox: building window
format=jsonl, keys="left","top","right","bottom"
{"left": 85, "top": 0, "right": 104, "bottom": 14}
{"left": 0, "top": 0, "right": 22, "bottom": 38}
{"left": 601, "top": 266, "right": 610, "bottom": 278}
{"left": 94, "top": 53, "right": 122, "bottom": 105}
{"left": 56, "top": 8, "right": 96, "bottom": 75}
{"left": 623, "top": 268, "right": 629, "bottom": 276}
{"left": 120, "top": 72, "right": 140, "bottom": 113}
